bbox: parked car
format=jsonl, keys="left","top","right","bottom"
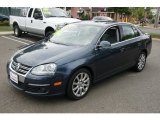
{"left": 92, "top": 16, "right": 113, "bottom": 21}
{"left": 7, "top": 21, "right": 152, "bottom": 100}
{"left": 9, "top": 7, "right": 81, "bottom": 37}
{"left": 0, "top": 14, "right": 9, "bottom": 22}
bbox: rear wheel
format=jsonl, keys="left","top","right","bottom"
{"left": 133, "top": 52, "right": 146, "bottom": 72}
{"left": 67, "top": 69, "right": 91, "bottom": 100}
{"left": 13, "top": 25, "right": 22, "bottom": 37}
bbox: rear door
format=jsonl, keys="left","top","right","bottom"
{"left": 118, "top": 24, "right": 142, "bottom": 67}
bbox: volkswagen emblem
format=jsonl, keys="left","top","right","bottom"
{"left": 15, "top": 63, "right": 21, "bottom": 71}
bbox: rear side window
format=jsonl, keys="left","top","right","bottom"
{"left": 121, "top": 25, "right": 135, "bottom": 41}
{"left": 132, "top": 26, "right": 140, "bottom": 37}
{"left": 28, "top": 8, "right": 33, "bottom": 17}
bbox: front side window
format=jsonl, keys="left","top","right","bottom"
{"left": 50, "top": 24, "right": 102, "bottom": 46}
{"left": 121, "top": 25, "right": 135, "bottom": 41}
{"left": 100, "top": 26, "right": 119, "bottom": 44}
{"left": 33, "top": 8, "right": 43, "bottom": 19}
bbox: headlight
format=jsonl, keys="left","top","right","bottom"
{"left": 56, "top": 24, "right": 65, "bottom": 31}
{"left": 31, "top": 63, "right": 57, "bottom": 75}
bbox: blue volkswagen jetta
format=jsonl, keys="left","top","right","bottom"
{"left": 7, "top": 21, "right": 152, "bottom": 100}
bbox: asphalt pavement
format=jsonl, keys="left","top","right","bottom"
{"left": 139, "top": 26, "right": 160, "bottom": 34}
{"left": 0, "top": 34, "right": 160, "bottom": 113}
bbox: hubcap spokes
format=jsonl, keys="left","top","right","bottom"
{"left": 138, "top": 54, "right": 146, "bottom": 70}
{"left": 72, "top": 73, "right": 90, "bottom": 97}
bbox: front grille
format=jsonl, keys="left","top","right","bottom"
{"left": 11, "top": 60, "right": 32, "bottom": 75}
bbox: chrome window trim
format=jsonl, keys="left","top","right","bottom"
{"left": 111, "top": 35, "right": 141, "bottom": 46}
{"left": 95, "top": 24, "right": 142, "bottom": 48}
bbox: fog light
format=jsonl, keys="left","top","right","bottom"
{"left": 53, "top": 82, "right": 62, "bottom": 87}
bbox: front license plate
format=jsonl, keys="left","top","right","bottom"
{"left": 10, "top": 71, "right": 18, "bottom": 84}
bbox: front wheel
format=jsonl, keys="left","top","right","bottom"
{"left": 45, "top": 31, "right": 54, "bottom": 39}
{"left": 67, "top": 69, "right": 91, "bottom": 100}
{"left": 133, "top": 52, "right": 147, "bottom": 72}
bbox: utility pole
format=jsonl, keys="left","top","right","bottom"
{"left": 154, "top": 7, "right": 160, "bottom": 28}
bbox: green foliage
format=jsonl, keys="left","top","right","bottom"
{"left": 78, "top": 11, "right": 90, "bottom": 20}
{"left": 150, "top": 33, "right": 160, "bottom": 39}
{"left": 108, "top": 7, "right": 153, "bottom": 22}
{"left": 0, "top": 21, "right": 9, "bottom": 26}
{"left": 80, "top": 14, "right": 90, "bottom": 20}
{"left": 108, "top": 7, "right": 131, "bottom": 15}
{"left": 0, "top": 21, "right": 12, "bottom": 31}
{"left": 130, "top": 8, "right": 144, "bottom": 20}
{"left": 130, "top": 7, "right": 153, "bottom": 20}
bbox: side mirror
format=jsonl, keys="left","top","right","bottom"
{"left": 97, "top": 41, "right": 111, "bottom": 49}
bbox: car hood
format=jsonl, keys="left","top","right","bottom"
{"left": 46, "top": 17, "right": 81, "bottom": 24}
{"left": 14, "top": 41, "right": 86, "bottom": 67}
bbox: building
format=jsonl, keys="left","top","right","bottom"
{"left": 70, "top": 7, "right": 116, "bottom": 20}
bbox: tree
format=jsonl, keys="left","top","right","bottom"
{"left": 108, "top": 7, "right": 131, "bottom": 21}
{"left": 130, "top": 7, "right": 153, "bottom": 21}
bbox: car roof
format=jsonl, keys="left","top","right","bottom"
{"left": 74, "top": 20, "right": 133, "bottom": 27}
{"left": 92, "top": 16, "right": 113, "bottom": 21}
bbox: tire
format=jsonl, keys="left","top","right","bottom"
{"left": 45, "top": 31, "right": 54, "bottom": 39}
{"left": 67, "top": 68, "right": 92, "bottom": 100}
{"left": 13, "top": 25, "right": 22, "bottom": 37}
{"left": 133, "top": 52, "right": 147, "bottom": 72}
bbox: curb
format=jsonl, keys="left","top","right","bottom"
{"left": 153, "top": 38, "right": 160, "bottom": 41}
{"left": 140, "top": 26, "right": 160, "bottom": 30}
{"left": 0, "top": 31, "right": 13, "bottom": 36}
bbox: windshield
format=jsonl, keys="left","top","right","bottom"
{"left": 50, "top": 24, "right": 102, "bottom": 46}
{"left": 42, "top": 8, "right": 68, "bottom": 18}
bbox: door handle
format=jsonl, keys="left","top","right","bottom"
{"left": 43, "top": 21, "right": 46, "bottom": 24}
{"left": 31, "top": 20, "right": 33, "bottom": 23}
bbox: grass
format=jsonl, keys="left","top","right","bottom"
{"left": 150, "top": 33, "right": 160, "bottom": 39}
{"left": 0, "top": 21, "right": 12, "bottom": 31}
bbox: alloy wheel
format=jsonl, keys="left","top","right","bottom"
{"left": 72, "top": 72, "right": 90, "bottom": 97}
{"left": 137, "top": 53, "right": 146, "bottom": 70}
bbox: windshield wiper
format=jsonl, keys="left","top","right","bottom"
{"left": 47, "top": 16, "right": 59, "bottom": 17}
{"left": 50, "top": 41, "right": 66, "bottom": 45}
{"left": 58, "top": 16, "right": 67, "bottom": 17}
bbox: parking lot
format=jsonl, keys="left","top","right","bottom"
{"left": 0, "top": 34, "right": 160, "bottom": 113}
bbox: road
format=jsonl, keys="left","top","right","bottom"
{"left": 0, "top": 34, "right": 160, "bottom": 113}
{"left": 139, "top": 26, "right": 160, "bottom": 34}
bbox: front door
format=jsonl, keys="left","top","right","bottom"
{"left": 95, "top": 26, "right": 125, "bottom": 81}
{"left": 26, "top": 8, "right": 44, "bottom": 35}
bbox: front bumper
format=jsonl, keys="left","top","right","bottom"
{"left": 6, "top": 62, "right": 66, "bottom": 96}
